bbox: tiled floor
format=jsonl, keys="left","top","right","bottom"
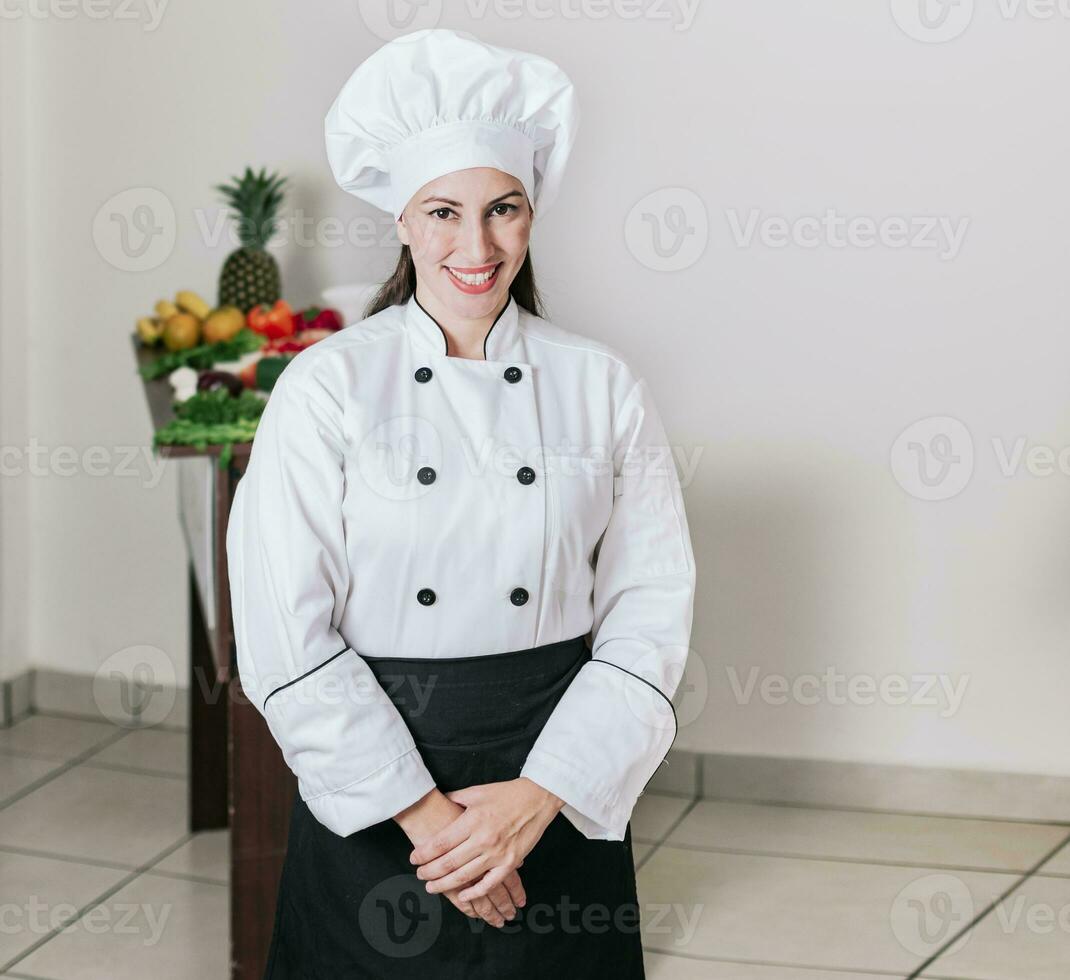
{"left": 637, "top": 800, "right": 1070, "bottom": 978}
{"left": 1, "top": 713, "right": 1068, "bottom": 978}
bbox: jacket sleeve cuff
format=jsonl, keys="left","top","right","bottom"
{"left": 303, "top": 745, "right": 437, "bottom": 838}
{"left": 520, "top": 747, "right": 631, "bottom": 841}
{"left": 517, "top": 658, "right": 678, "bottom": 841}
{"left": 259, "top": 646, "right": 438, "bottom": 838}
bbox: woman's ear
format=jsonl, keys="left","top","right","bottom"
{"left": 395, "top": 213, "right": 409, "bottom": 246}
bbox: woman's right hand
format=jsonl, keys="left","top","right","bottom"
{"left": 395, "top": 788, "right": 527, "bottom": 927}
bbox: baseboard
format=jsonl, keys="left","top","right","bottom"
{"left": 6, "top": 668, "right": 1068, "bottom": 823}
{"left": 2, "top": 666, "right": 188, "bottom": 731}
{"left": 0, "top": 668, "right": 32, "bottom": 726}
{"left": 648, "top": 749, "right": 1070, "bottom": 824}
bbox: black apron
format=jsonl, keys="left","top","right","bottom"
{"left": 262, "top": 634, "right": 646, "bottom": 979}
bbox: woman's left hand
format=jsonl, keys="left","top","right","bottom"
{"left": 408, "top": 777, "right": 564, "bottom": 903}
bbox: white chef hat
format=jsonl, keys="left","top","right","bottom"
{"left": 324, "top": 28, "right": 580, "bottom": 224}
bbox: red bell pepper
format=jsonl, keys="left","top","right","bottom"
{"left": 246, "top": 300, "right": 296, "bottom": 340}
{"left": 262, "top": 327, "right": 337, "bottom": 356}
{"left": 294, "top": 306, "right": 344, "bottom": 332}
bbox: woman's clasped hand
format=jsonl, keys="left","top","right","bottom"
{"left": 407, "top": 777, "right": 564, "bottom": 927}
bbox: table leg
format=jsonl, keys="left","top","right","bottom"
{"left": 189, "top": 561, "right": 228, "bottom": 830}
{"left": 229, "top": 670, "right": 297, "bottom": 979}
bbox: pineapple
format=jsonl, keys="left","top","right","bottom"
{"left": 216, "top": 167, "right": 287, "bottom": 312}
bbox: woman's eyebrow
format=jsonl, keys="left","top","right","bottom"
{"left": 419, "top": 190, "right": 525, "bottom": 208}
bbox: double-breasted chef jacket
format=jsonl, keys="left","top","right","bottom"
{"left": 225, "top": 291, "right": 697, "bottom": 843}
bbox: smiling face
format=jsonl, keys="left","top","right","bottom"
{"left": 395, "top": 167, "right": 533, "bottom": 320}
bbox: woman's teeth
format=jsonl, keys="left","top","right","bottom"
{"left": 447, "top": 265, "right": 498, "bottom": 285}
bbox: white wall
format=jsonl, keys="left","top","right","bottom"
{"left": 4, "top": 1, "right": 1068, "bottom": 775}
{"left": 0, "top": 17, "right": 31, "bottom": 686}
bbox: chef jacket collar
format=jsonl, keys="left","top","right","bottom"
{"left": 404, "top": 291, "right": 522, "bottom": 363}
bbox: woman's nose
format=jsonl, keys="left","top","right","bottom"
{"left": 457, "top": 217, "right": 495, "bottom": 263}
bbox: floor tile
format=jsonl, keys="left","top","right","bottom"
{"left": 0, "top": 851, "right": 127, "bottom": 969}
{"left": 645, "top": 953, "right": 898, "bottom": 979}
{"left": 632, "top": 792, "right": 693, "bottom": 841}
{"left": 0, "top": 766, "right": 186, "bottom": 867}
{"left": 634, "top": 842, "right": 655, "bottom": 864}
{"left": 0, "top": 755, "right": 64, "bottom": 804}
{"left": 637, "top": 844, "right": 1017, "bottom": 974}
{"left": 0, "top": 716, "right": 119, "bottom": 763}
{"left": 666, "top": 800, "right": 1069, "bottom": 873}
{"left": 151, "top": 830, "right": 227, "bottom": 884}
{"left": 919, "top": 872, "right": 1070, "bottom": 980}
{"left": 15, "top": 872, "right": 228, "bottom": 980}
{"left": 84, "top": 728, "right": 187, "bottom": 777}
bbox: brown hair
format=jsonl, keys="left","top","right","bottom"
{"left": 362, "top": 245, "right": 547, "bottom": 321}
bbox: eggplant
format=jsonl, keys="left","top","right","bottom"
{"left": 196, "top": 370, "right": 243, "bottom": 398}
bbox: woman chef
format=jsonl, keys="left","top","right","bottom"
{"left": 226, "top": 26, "right": 696, "bottom": 980}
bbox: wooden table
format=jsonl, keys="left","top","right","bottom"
{"left": 132, "top": 337, "right": 297, "bottom": 979}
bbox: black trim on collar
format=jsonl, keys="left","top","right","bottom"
{"left": 411, "top": 291, "right": 513, "bottom": 360}
{"left": 412, "top": 291, "right": 449, "bottom": 356}
{"left": 483, "top": 295, "right": 512, "bottom": 360}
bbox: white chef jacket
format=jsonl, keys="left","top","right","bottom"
{"left": 225, "top": 292, "right": 696, "bottom": 842}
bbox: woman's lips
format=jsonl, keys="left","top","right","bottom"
{"left": 444, "top": 262, "right": 501, "bottom": 295}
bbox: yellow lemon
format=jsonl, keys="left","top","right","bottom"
{"left": 163, "top": 312, "right": 201, "bottom": 351}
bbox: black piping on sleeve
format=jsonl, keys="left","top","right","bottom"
{"left": 262, "top": 645, "right": 352, "bottom": 711}
{"left": 589, "top": 658, "right": 680, "bottom": 793}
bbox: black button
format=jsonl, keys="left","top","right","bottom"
{"left": 516, "top": 466, "right": 535, "bottom": 485}
{"left": 504, "top": 366, "right": 522, "bottom": 383}
{"left": 414, "top": 367, "right": 433, "bottom": 383}
{"left": 417, "top": 466, "right": 436, "bottom": 485}
{"left": 510, "top": 587, "right": 529, "bottom": 606}
{"left": 417, "top": 588, "right": 436, "bottom": 606}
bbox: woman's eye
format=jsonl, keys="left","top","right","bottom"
{"left": 429, "top": 203, "right": 516, "bottom": 220}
